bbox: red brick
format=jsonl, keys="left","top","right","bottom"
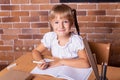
{"left": 40, "top": 29, "right": 50, "bottom": 34}
{"left": 13, "top": 23, "right": 30, "bottom": 28}
{"left": 40, "top": 16, "right": 48, "bottom": 22}
{"left": 98, "top": 4, "right": 118, "bottom": 9}
{"left": 1, "top": 35, "right": 18, "bottom": 40}
{"left": 30, "top": 11, "right": 48, "bottom": 16}
{"left": 0, "top": 46, "right": 12, "bottom": 51}
{"left": 88, "top": 10, "right": 106, "bottom": 15}
{"left": 2, "top": 17, "right": 20, "bottom": 22}
{"left": 94, "top": 27, "right": 112, "bottom": 33}
{"left": 40, "top": 5, "right": 53, "bottom": 10}
{"left": 88, "top": 34, "right": 105, "bottom": 39}
{"left": 112, "top": 40, "right": 120, "bottom": 46}
{"left": 0, "top": 24, "right": 12, "bottom": 28}
{"left": 0, "top": 18, "right": 1, "bottom": 22}
{"left": 50, "top": 0, "right": 59, "bottom": 3}
{"left": 6, "top": 52, "right": 15, "bottom": 61}
{"left": 23, "top": 39, "right": 40, "bottom": 46}
{"left": 0, "top": 61, "right": 9, "bottom": 65}
{"left": 112, "top": 28, "right": 120, "bottom": 33}
{"left": 22, "top": 29, "right": 39, "bottom": 34}
{"left": 104, "top": 23, "right": 120, "bottom": 27}
{"left": 0, "top": 40, "right": 3, "bottom": 45}
{"left": 33, "top": 34, "right": 43, "bottom": 39}
{"left": 77, "top": 11, "right": 86, "bottom": 16}
{"left": 78, "top": 4, "right": 96, "bottom": 9}
{"left": 11, "top": 0, "right": 29, "bottom": 4}
{"left": 21, "top": 5, "right": 39, "bottom": 10}
{"left": 31, "top": 0, "right": 49, "bottom": 3}
{"left": 118, "top": 4, "right": 120, "bottom": 9}
{"left": 67, "top": 4, "right": 77, "bottom": 9}
{"left": 31, "top": 23, "right": 49, "bottom": 28}
{"left": 97, "top": 16, "right": 115, "bottom": 22}
{"left": 0, "top": 12, "right": 10, "bottom": 16}
{"left": 1, "top": 5, "right": 19, "bottom": 10}
{"left": 21, "top": 16, "right": 39, "bottom": 22}
{"left": 18, "top": 35, "right": 32, "bottom": 39}
{"left": 80, "top": 28, "right": 94, "bottom": 33}
{"left": 78, "top": 22, "right": 88, "bottom": 27}
{"left": 105, "top": 34, "right": 120, "bottom": 40}
{"left": 40, "top": 4, "right": 76, "bottom": 11}
{"left": 116, "top": 17, "right": 120, "bottom": 22}
{"left": 87, "top": 22, "right": 105, "bottom": 27}
{"left": 14, "top": 39, "right": 23, "bottom": 46}
{"left": 78, "top": 16, "right": 96, "bottom": 22}
{"left": 107, "top": 10, "right": 120, "bottom": 16}
{"left": 0, "top": 52, "right": 14, "bottom": 63}
{"left": 0, "top": 0, "right": 10, "bottom": 4}
{"left": 14, "top": 52, "right": 23, "bottom": 60}
{"left": 4, "top": 40, "right": 14, "bottom": 45}
{"left": 0, "top": 29, "right": 3, "bottom": 34}
{"left": 3, "top": 29, "right": 21, "bottom": 35}
{"left": 11, "top": 11, "right": 29, "bottom": 16}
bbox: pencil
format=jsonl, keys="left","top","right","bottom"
{"left": 101, "top": 62, "right": 104, "bottom": 80}
{"left": 103, "top": 62, "right": 107, "bottom": 80}
{"left": 33, "top": 61, "right": 43, "bottom": 64}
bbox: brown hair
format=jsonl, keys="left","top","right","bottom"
{"left": 49, "top": 4, "right": 74, "bottom": 26}
{"left": 49, "top": 4, "right": 80, "bottom": 35}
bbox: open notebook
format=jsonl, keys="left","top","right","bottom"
{"left": 31, "top": 66, "right": 92, "bottom": 80}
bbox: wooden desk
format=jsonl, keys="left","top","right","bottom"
{"left": 88, "top": 65, "right": 120, "bottom": 80}
{"left": 0, "top": 52, "right": 120, "bottom": 80}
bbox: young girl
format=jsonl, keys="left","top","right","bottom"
{"left": 32, "top": 4, "right": 90, "bottom": 70}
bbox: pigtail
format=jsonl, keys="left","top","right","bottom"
{"left": 72, "top": 9, "right": 80, "bottom": 35}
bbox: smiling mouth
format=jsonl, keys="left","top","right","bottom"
{"left": 58, "top": 29, "right": 65, "bottom": 32}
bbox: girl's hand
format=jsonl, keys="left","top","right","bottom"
{"left": 37, "top": 60, "right": 49, "bottom": 70}
{"left": 48, "top": 57, "right": 63, "bottom": 68}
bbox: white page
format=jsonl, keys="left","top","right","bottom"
{"left": 31, "top": 66, "right": 62, "bottom": 77}
{"left": 59, "top": 66, "right": 92, "bottom": 80}
{"left": 31, "top": 66, "right": 92, "bottom": 80}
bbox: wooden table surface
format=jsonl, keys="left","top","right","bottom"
{"left": 0, "top": 52, "right": 120, "bottom": 80}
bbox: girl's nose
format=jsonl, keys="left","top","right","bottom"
{"left": 59, "top": 22, "right": 64, "bottom": 28}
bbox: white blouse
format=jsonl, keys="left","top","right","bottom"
{"left": 41, "top": 32, "right": 84, "bottom": 59}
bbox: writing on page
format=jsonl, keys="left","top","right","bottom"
{"left": 31, "top": 66, "right": 92, "bottom": 80}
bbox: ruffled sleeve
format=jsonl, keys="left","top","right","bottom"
{"left": 72, "top": 35, "right": 85, "bottom": 53}
{"left": 41, "top": 32, "right": 55, "bottom": 49}
{"left": 76, "top": 37, "right": 84, "bottom": 50}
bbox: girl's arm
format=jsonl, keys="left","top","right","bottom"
{"left": 32, "top": 43, "right": 51, "bottom": 70}
{"left": 50, "top": 49, "right": 90, "bottom": 68}
{"left": 32, "top": 43, "right": 47, "bottom": 61}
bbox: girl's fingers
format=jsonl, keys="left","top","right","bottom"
{"left": 37, "top": 62, "right": 49, "bottom": 70}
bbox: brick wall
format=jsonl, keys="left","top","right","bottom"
{"left": 0, "top": 0, "right": 120, "bottom": 66}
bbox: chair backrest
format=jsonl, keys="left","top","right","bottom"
{"left": 88, "top": 41, "right": 110, "bottom": 65}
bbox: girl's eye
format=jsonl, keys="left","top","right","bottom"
{"left": 64, "top": 20, "right": 69, "bottom": 23}
{"left": 55, "top": 21, "right": 59, "bottom": 24}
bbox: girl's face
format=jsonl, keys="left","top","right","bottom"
{"left": 51, "top": 15, "right": 72, "bottom": 37}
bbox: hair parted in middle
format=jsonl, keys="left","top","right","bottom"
{"left": 49, "top": 4, "right": 74, "bottom": 26}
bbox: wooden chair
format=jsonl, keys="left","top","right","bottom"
{"left": 88, "top": 41, "right": 111, "bottom": 65}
